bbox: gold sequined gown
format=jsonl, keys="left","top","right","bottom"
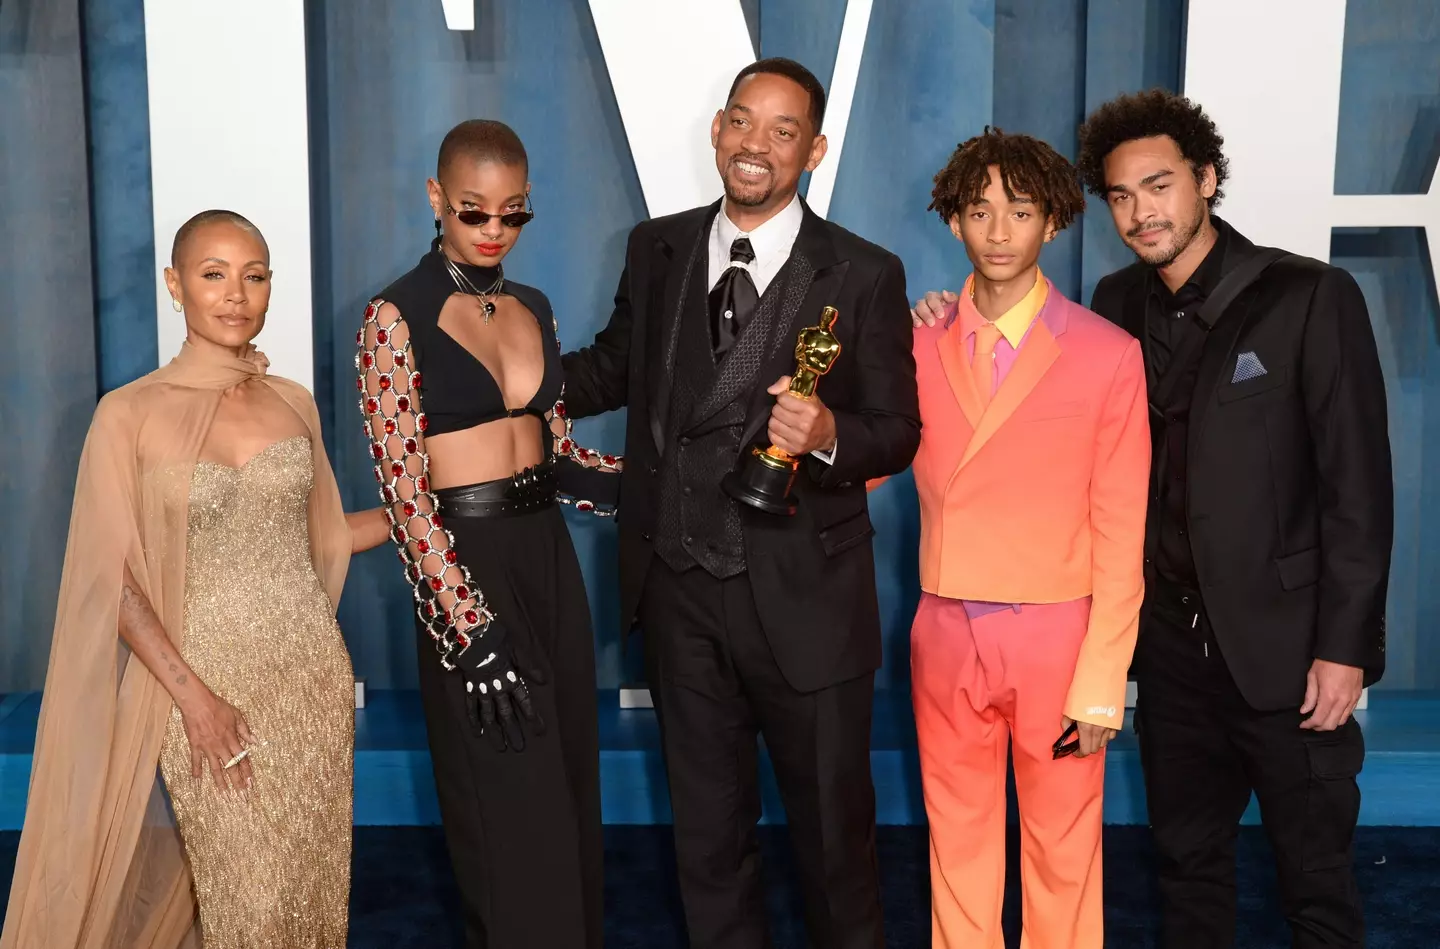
{"left": 158, "top": 435, "right": 354, "bottom": 948}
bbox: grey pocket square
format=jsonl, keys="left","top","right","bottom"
{"left": 1232, "top": 351, "right": 1267, "bottom": 383}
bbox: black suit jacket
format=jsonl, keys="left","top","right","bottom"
{"left": 561, "top": 199, "right": 920, "bottom": 693}
{"left": 1090, "top": 224, "right": 1393, "bottom": 710}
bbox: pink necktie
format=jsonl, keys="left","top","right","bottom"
{"left": 972, "top": 322, "right": 1003, "bottom": 407}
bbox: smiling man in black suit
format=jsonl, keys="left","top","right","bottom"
{"left": 561, "top": 57, "right": 918, "bottom": 949}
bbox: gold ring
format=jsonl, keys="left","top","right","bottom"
{"left": 223, "top": 749, "right": 249, "bottom": 770}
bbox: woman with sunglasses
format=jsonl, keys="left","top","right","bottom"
{"left": 358, "top": 119, "right": 615, "bottom": 949}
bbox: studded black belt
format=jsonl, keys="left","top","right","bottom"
{"left": 434, "top": 459, "right": 558, "bottom": 518}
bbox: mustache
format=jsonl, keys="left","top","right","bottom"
{"left": 1127, "top": 220, "right": 1173, "bottom": 239}
{"left": 727, "top": 153, "right": 772, "bottom": 172}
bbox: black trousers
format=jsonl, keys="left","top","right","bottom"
{"left": 639, "top": 555, "right": 885, "bottom": 949}
{"left": 415, "top": 504, "right": 603, "bottom": 949}
{"left": 1135, "top": 578, "right": 1365, "bottom": 948}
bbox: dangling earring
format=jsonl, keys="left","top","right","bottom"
{"left": 434, "top": 217, "right": 442, "bottom": 238}
{"left": 172, "top": 298, "right": 183, "bottom": 313}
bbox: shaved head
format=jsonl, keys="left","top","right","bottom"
{"left": 171, "top": 209, "right": 268, "bottom": 268}
{"left": 437, "top": 119, "right": 528, "bottom": 179}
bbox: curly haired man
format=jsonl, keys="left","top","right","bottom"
{"left": 892, "top": 127, "right": 1150, "bottom": 949}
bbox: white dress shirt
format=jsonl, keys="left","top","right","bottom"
{"left": 706, "top": 195, "right": 836, "bottom": 463}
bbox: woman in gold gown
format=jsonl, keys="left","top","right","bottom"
{"left": 1, "top": 211, "right": 389, "bottom": 949}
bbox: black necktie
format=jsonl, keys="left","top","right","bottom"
{"left": 709, "top": 236, "right": 759, "bottom": 356}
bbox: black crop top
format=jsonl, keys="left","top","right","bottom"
{"left": 374, "top": 239, "right": 563, "bottom": 439}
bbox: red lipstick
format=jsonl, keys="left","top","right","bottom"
{"left": 474, "top": 243, "right": 504, "bottom": 257}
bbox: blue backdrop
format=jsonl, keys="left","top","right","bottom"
{"left": 2, "top": 0, "right": 1436, "bottom": 692}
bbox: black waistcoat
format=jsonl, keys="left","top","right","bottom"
{"left": 653, "top": 242, "right": 807, "bottom": 578}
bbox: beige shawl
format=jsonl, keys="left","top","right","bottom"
{"left": 1, "top": 342, "right": 350, "bottom": 948}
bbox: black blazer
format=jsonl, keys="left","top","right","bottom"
{"left": 1091, "top": 223, "right": 1393, "bottom": 710}
{"left": 561, "top": 199, "right": 920, "bottom": 693}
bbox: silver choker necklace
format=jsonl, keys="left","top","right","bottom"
{"left": 443, "top": 256, "right": 505, "bottom": 324}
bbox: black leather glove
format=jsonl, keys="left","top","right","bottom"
{"left": 452, "top": 619, "right": 546, "bottom": 752}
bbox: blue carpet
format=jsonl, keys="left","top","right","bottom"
{"left": 7, "top": 690, "right": 1440, "bottom": 828}
{"left": 2, "top": 826, "right": 1435, "bottom": 946}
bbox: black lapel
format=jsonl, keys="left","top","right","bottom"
{"left": 740, "top": 206, "right": 845, "bottom": 447}
{"left": 1186, "top": 225, "right": 1263, "bottom": 463}
{"left": 649, "top": 202, "right": 720, "bottom": 454}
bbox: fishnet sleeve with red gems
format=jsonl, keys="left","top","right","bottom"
{"left": 358, "top": 299, "right": 490, "bottom": 669}
{"left": 547, "top": 315, "right": 623, "bottom": 516}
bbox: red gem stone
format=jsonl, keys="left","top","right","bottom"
{"left": 456, "top": 632, "right": 471, "bottom": 649}
{"left": 373, "top": 466, "right": 383, "bottom": 483}
{"left": 395, "top": 351, "right": 407, "bottom": 366}
{"left": 404, "top": 438, "right": 418, "bottom": 454}
{"left": 417, "top": 475, "right": 430, "bottom": 492}
{"left": 444, "top": 550, "right": 458, "bottom": 564}
{"left": 602, "top": 454, "right": 616, "bottom": 467}
{"left": 383, "top": 486, "right": 396, "bottom": 503}
{"left": 416, "top": 539, "right": 431, "bottom": 554}
{"left": 410, "top": 372, "right": 423, "bottom": 389}
{"left": 365, "top": 303, "right": 377, "bottom": 319}
{"left": 558, "top": 438, "right": 573, "bottom": 454}
{"left": 464, "top": 610, "right": 480, "bottom": 626}
{"left": 371, "top": 444, "right": 384, "bottom": 460}
{"left": 577, "top": 448, "right": 591, "bottom": 461}
{"left": 554, "top": 401, "right": 566, "bottom": 418}
{"left": 391, "top": 461, "right": 405, "bottom": 478}
{"left": 577, "top": 500, "right": 595, "bottom": 512}
{"left": 356, "top": 329, "right": 365, "bottom": 346}
{"left": 361, "top": 352, "right": 374, "bottom": 369}
{"left": 426, "top": 601, "right": 438, "bottom": 618}
{"left": 430, "top": 577, "right": 444, "bottom": 592}
{"left": 430, "top": 514, "right": 444, "bottom": 529}
{"left": 409, "top": 564, "right": 422, "bottom": 582}
{"left": 456, "top": 585, "right": 470, "bottom": 600}
{"left": 365, "top": 397, "right": 379, "bottom": 414}
{"left": 355, "top": 377, "right": 364, "bottom": 392}
{"left": 384, "top": 419, "right": 397, "bottom": 435}
{"left": 396, "top": 395, "right": 411, "bottom": 412}
{"left": 394, "top": 526, "right": 408, "bottom": 544}
{"left": 378, "top": 375, "right": 392, "bottom": 391}
{"left": 403, "top": 501, "right": 418, "bottom": 518}
{"left": 376, "top": 328, "right": 389, "bottom": 345}
{"left": 417, "top": 414, "right": 429, "bottom": 433}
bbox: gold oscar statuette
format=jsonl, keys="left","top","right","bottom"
{"left": 722, "top": 306, "right": 842, "bottom": 515}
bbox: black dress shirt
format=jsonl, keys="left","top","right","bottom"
{"left": 1145, "top": 224, "right": 1229, "bottom": 585}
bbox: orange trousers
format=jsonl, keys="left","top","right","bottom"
{"left": 911, "top": 593, "right": 1106, "bottom": 949}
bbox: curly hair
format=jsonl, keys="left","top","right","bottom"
{"left": 928, "top": 127, "right": 1086, "bottom": 232}
{"left": 1076, "top": 89, "right": 1229, "bottom": 208}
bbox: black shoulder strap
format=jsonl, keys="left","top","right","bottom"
{"left": 1150, "top": 248, "right": 1289, "bottom": 410}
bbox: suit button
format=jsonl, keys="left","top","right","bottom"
{"left": 680, "top": 437, "right": 692, "bottom": 447}
{"left": 838, "top": 481, "right": 852, "bottom": 488}
{"left": 683, "top": 486, "right": 693, "bottom": 497}
{"left": 648, "top": 463, "right": 658, "bottom": 475}
{"left": 683, "top": 535, "right": 694, "bottom": 546}
{"left": 641, "top": 531, "right": 652, "bottom": 542}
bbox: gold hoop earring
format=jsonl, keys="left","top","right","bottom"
{"left": 172, "top": 298, "right": 183, "bottom": 313}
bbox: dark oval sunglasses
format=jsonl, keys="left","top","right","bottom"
{"left": 444, "top": 192, "right": 535, "bottom": 229}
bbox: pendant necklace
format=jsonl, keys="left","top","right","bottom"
{"left": 443, "top": 256, "right": 505, "bottom": 324}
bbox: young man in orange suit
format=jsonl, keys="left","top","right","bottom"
{"left": 889, "top": 129, "right": 1151, "bottom": 948}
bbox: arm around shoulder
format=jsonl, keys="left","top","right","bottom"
{"left": 559, "top": 226, "right": 645, "bottom": 419}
